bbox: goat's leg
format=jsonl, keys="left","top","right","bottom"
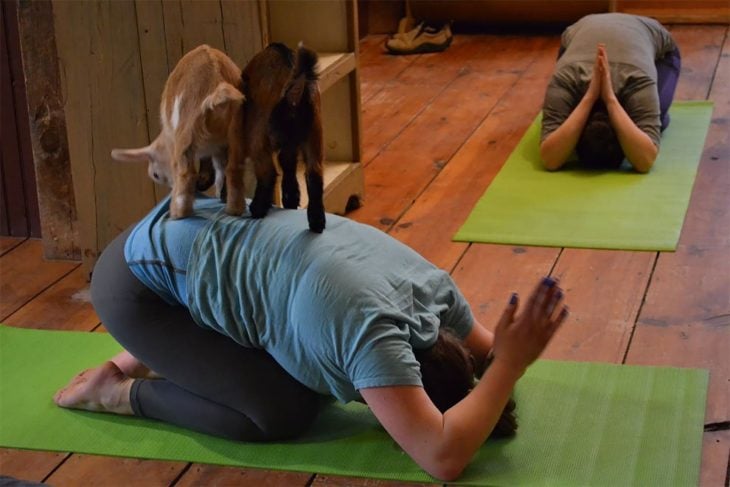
{"left": 211, "top": 150, "right": 227, "bottom": 203}
{"left": 169, "top": 141, "right": 197, "bottom": 219}
{"left": 196, "top": 157, "right": 216, "bottom": 192}
{"left": 302, "top": 104, "right": 325, "bottom": 233}
{"left": 278, "top": 146, "right": 300, "bottom": 210}
{"left": 224, "top": 120, "right": 246, "bottom": 216}
{"left": 249, "top": 152, "right": 277, "bottom": 219}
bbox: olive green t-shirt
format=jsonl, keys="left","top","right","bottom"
{"left": 541, "top": 13, "right": 677, "bottom": 147}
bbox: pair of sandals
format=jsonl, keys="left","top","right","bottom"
{"left": 385, "top": 16, "right": 453, "bottom": 55}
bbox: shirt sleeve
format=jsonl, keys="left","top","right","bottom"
{"left": 437, "top": 275, "right": 474, "bottom": 340}
{"left": 541, "top": 74, "right": 582, "bottom": 142}
{"left": 640, "top": 16, "right": 677, "bottom": 59}
{"left": 621, "top": 80, "right": 662, "bottom": 147}
{"left": 347, "top": 321, "right": 423, "bottom": 392}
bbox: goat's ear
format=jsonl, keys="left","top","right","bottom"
{"left": 111, "top": 146, "right": 153, "bottom": 163}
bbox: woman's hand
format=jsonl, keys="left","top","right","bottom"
{"left": 597, "top": 44, "right": 617, "bottom": 103}
{"left": 362, "top": 277, "right": 568, "bottom": 481}
{"left": 491, "top": 277, "right": 568, "bottom": 374}
{"left": 596, "top": 42, "right": 659, "bottom": 172}
{"left": 539, "top": 44, "right": 605, "bottom": 170}
{"left": 585, "top": 45, "right": 603, "bottom": 104}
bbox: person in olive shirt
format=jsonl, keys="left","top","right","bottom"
{"left": 540, "top": 13, "right": 680, "bottom": 172}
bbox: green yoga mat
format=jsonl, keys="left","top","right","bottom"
{"left": 0, "top": 325, "right": 707, "bottom": 486}
{"left": 454, "top": 101, "right": 713, "bottom": 251}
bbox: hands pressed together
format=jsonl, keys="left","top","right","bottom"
{"left": 586, "top": 43, "right": 617, "bottom": 105}
{"left": 491, "top": 277, "right": 569, "bottom": 374}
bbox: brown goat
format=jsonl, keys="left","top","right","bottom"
{"left": 111, "top": 45, "right": 246, "bottom": 219}
{"left": 242, "top": 43, "right": 325, "bottom": 233}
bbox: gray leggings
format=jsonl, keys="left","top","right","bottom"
{"left": 90, "top": 227, "right": 323, "bottom": 441}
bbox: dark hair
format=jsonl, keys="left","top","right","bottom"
{"left": 414, "top": 328, "right": 517, "bottom": 438}
{"left": 575, "top": 102, "right": 625, "bottom": 170}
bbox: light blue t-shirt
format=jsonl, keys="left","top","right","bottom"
{"left": 124, "top": 195, "right": 474, "bottom": 403}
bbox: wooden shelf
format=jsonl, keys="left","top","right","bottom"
{"left": 271, "top": 160, "right": 364, "bottom": 215}
{"left": 299, "top": 161, "right": 364, "bottom": 214}
{"left": 318, "top": 52, "right": 356, "bottom": 93}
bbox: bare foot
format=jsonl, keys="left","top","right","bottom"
{"left": 54, "top": 361, "right": 134, "bottom": 415}
{"left": 111, "top": 350, "right": 160, "bottom": 379}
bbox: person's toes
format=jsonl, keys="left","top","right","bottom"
{"left": 54, "top": 388, "right": 72, "bottom": 407}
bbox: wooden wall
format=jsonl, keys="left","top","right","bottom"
{"left": 411, "top": 0, "right": 609, "bottom": 25}
{"left": 612, "top": 1, "right": 730, "bottom": 23}
{"left": 359, "top": 0, "right": 730, "bottom": 35}
{"left": 49, "top": 0, "right": 264, "bottom": 274}
{"left": 1, "top": 0, "right": 40, "bottom": 239}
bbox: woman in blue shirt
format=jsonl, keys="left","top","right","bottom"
{"left": 54, "top": 196, "right": 567, "bottom": 481}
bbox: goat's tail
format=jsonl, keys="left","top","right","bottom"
{"left": 294, "top": 43, "right": 319, "bottom": 82}
{"left": 270, "top": 44, "right": 320, "bottom": 150}
{"left": 201, "top": 82, "right": 245, "bottom": 116}
{"left": 281, "top": 44, "right": 319, "bottom": 107}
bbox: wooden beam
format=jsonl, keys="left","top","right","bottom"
{"left": 16, "top": 0, "right": 80, "bottom": 259}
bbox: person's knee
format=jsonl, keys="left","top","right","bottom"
{"left": 226, "top": 411, "right": 317, "bottom": 443}
{"left": 254, "top": 391, "right": 322, "bottom": 441}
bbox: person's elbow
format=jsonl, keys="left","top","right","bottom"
{"left": 539, "top": 143, "right": 565, "bottom": 171}
{"left": 423, "top": 452, "right": 468, "bottom": 482}
{"left": 630, "top": 145, "right": 658, "bottom": 173}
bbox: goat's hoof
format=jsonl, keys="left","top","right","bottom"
{"left": 282, "top": 192, "right": 301, "bottom": 210}
{"left": 169, "top": 208, "right": 192, "bottom": 219}
{"left": 249, "top": 201, "right": 271, "bottom": 219}
{"left": 225, "top": 201, "right": 245, "bottom": 217}
{"left": 169, "top": 197, "right": 193, "bottom": 219}
{"left": 308, "top": 210, "right": 326, "bottom": 233}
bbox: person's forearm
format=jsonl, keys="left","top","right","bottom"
{"left": 464, "top": 320, "right": 495, "bottom": 377}
{"left": 430, "top": 359, "right": 524, "bottom": 479}
{"left": 604, "top": 97, "right": 658, "bottom": 173}
{"left": 540, "top": 94, "right": 596, "bottom": 170}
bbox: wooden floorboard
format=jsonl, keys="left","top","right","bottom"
{"left": 4, "top": 266, "right": 98, "bottom": 331}
{"left": 625, "top": 30, "right": 730, "bottom": 425}
{"left": 390, "top": 35, "right": 560, "bottom": 270}
{"left": 701, "top": 430, "right": 730, "bottom": 487}
{"left": 358, "top": 35, "right": 418, "bottom": 105}
{"left": 0, "top": 240, "right": 77, "bottom": 321}
{"left": 43, "top": 454, "right": 187, "bottom": 486}
{"left": 1, "top": 27, "right": 728, "bottom": 486}
{"left": 175, "top": 465, "right": 313, "bottom": 486}
{"left": 311, "top": 476, "right": 430, "bottom": 487}
{"left": 0, "top": 236, "right": 26, "bottom": 256}
{"left": 351, "top": 34, "right": 551, "bottom": 232}
{"left": 0, "top": 449, "right": 69, "bottom": 484}
{"left": 360, "top": 35, "right": 504, "bottom": 166}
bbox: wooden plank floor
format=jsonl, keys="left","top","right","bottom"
{"left": 1, "top": 27, "right": 729, "bottom": 486}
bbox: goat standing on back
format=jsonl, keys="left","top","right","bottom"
{"left": 111, "top": 45, "right": 246, "bottom": 219}
{"left": 243, "top": 43, "right": 326, "bottom": 233}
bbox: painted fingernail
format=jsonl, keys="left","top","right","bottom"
{"left": 543, "top": 277, "right": 555, "bottom": 287}
{"left": 509, "top": 293, "right": 518, "bottom": 305}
